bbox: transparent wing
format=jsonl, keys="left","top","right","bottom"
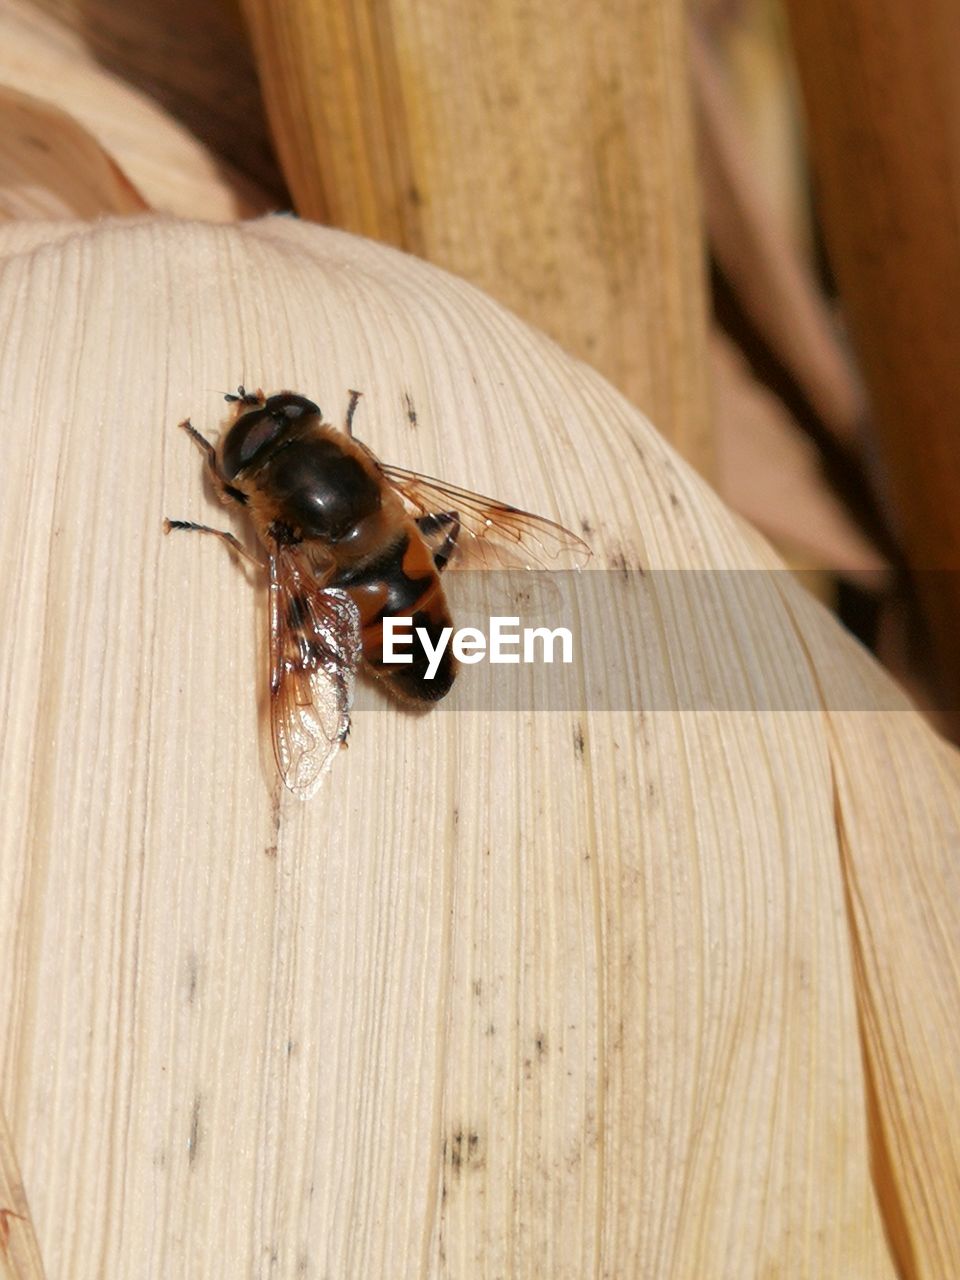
{"left": 380, "top": 464, "right": 592, "bottom": 570}
{"left": 269, "top": 551, "right": 362, "bottom": 798}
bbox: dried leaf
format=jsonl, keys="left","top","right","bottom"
{"left": 0, "top": 216, "right": 955, "bottom": 1276}
{"left": 239, "top": 0, "right": 714, "bottom": 470}
{"left": 0, "top": 85, "right": 146, "bottom": 220}
{"left": 0, "top": 0, "right": 269, "bottom": 218}
{"left": 25, "top": 0, "right": 285, "bottom": 202}
{"left": 693, "top": 21, "right": 867, "bottom": 447}
{"left": 0, "top": 1107, "right": 43, "bottom": 1280}
{"left": 711, "top": 330, "right": 888, "bottom": 582}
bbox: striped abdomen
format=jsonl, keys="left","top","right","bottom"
{"left": 332, "top": 525, "right": 456, "bottom": 702}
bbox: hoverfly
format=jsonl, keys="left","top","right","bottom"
{"left": 165, "top": 388, "right": 590, "bottom": 797}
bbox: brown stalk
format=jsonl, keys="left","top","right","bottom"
{"left": 240, "top": 0, "right": 714, "bottom": 473}
{"left": 784, "top": 0, "right": 960, "bottom": 727}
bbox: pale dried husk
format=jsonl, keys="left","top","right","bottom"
{"left": 0, "top": 85, "right": 147, "bottom": 221}
{"left": 0, "top": 0, "right": 271, "bottom": 219}
{"left": 0, "top": 217, "right": 956, "bottom": 1277}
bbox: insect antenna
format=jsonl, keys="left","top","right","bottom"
{"left": 223, "top": 385, "right": 263, "bottom": 406}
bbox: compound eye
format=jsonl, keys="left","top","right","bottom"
{"left": 220, "top": 405, "right": 287, "bottom": 479}
{"left": 221, "top": 393, "right": 321, "bottom": 479}
{"left": 263, "top": 393, "right": 321, "bottom": 421}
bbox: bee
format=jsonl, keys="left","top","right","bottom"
{"left": 165, "top": 387, "right": 590, "bottom": 797}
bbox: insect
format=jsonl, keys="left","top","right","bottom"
{"left": 165, "top": 387, "right": 590, "bottom": 797}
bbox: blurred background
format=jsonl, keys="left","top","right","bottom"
{"left": 1, "top": 0, "right": 956, "bottom": 733}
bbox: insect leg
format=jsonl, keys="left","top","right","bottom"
{"left": 178, "top": 417, "right": 230, "bottom": 491}
{"left": 177, "top": 417, "right": 249, "bottom": 506}
{"left": 345, "top": 389, "right": 362, "bottom": 437}
{"left": 416, "top": 510, "right": 461, "bottom": 571}
{"left": 178, "top": 417, "right": 217, "bottom": 466}
{"left": 163, "top": 519, "right": 265, "bottom": 568}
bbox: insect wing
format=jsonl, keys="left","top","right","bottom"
{"left": 379, "top": 464, "right": 591, "bottom": 570}
{"left": 269, "top": 553, "right": 362, "bottom": 798}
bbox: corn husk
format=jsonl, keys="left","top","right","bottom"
{"left": 238, "top": 0, "right": 714, "bottom": 473}
{"left": 0, "top": 215, "right": 957, "bottom": 1277}
{"left": 0, "top": 85, "right": 147, "bottom": 220}
{"left": 0, "top": 0, "right": 269, "bottom": 219}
